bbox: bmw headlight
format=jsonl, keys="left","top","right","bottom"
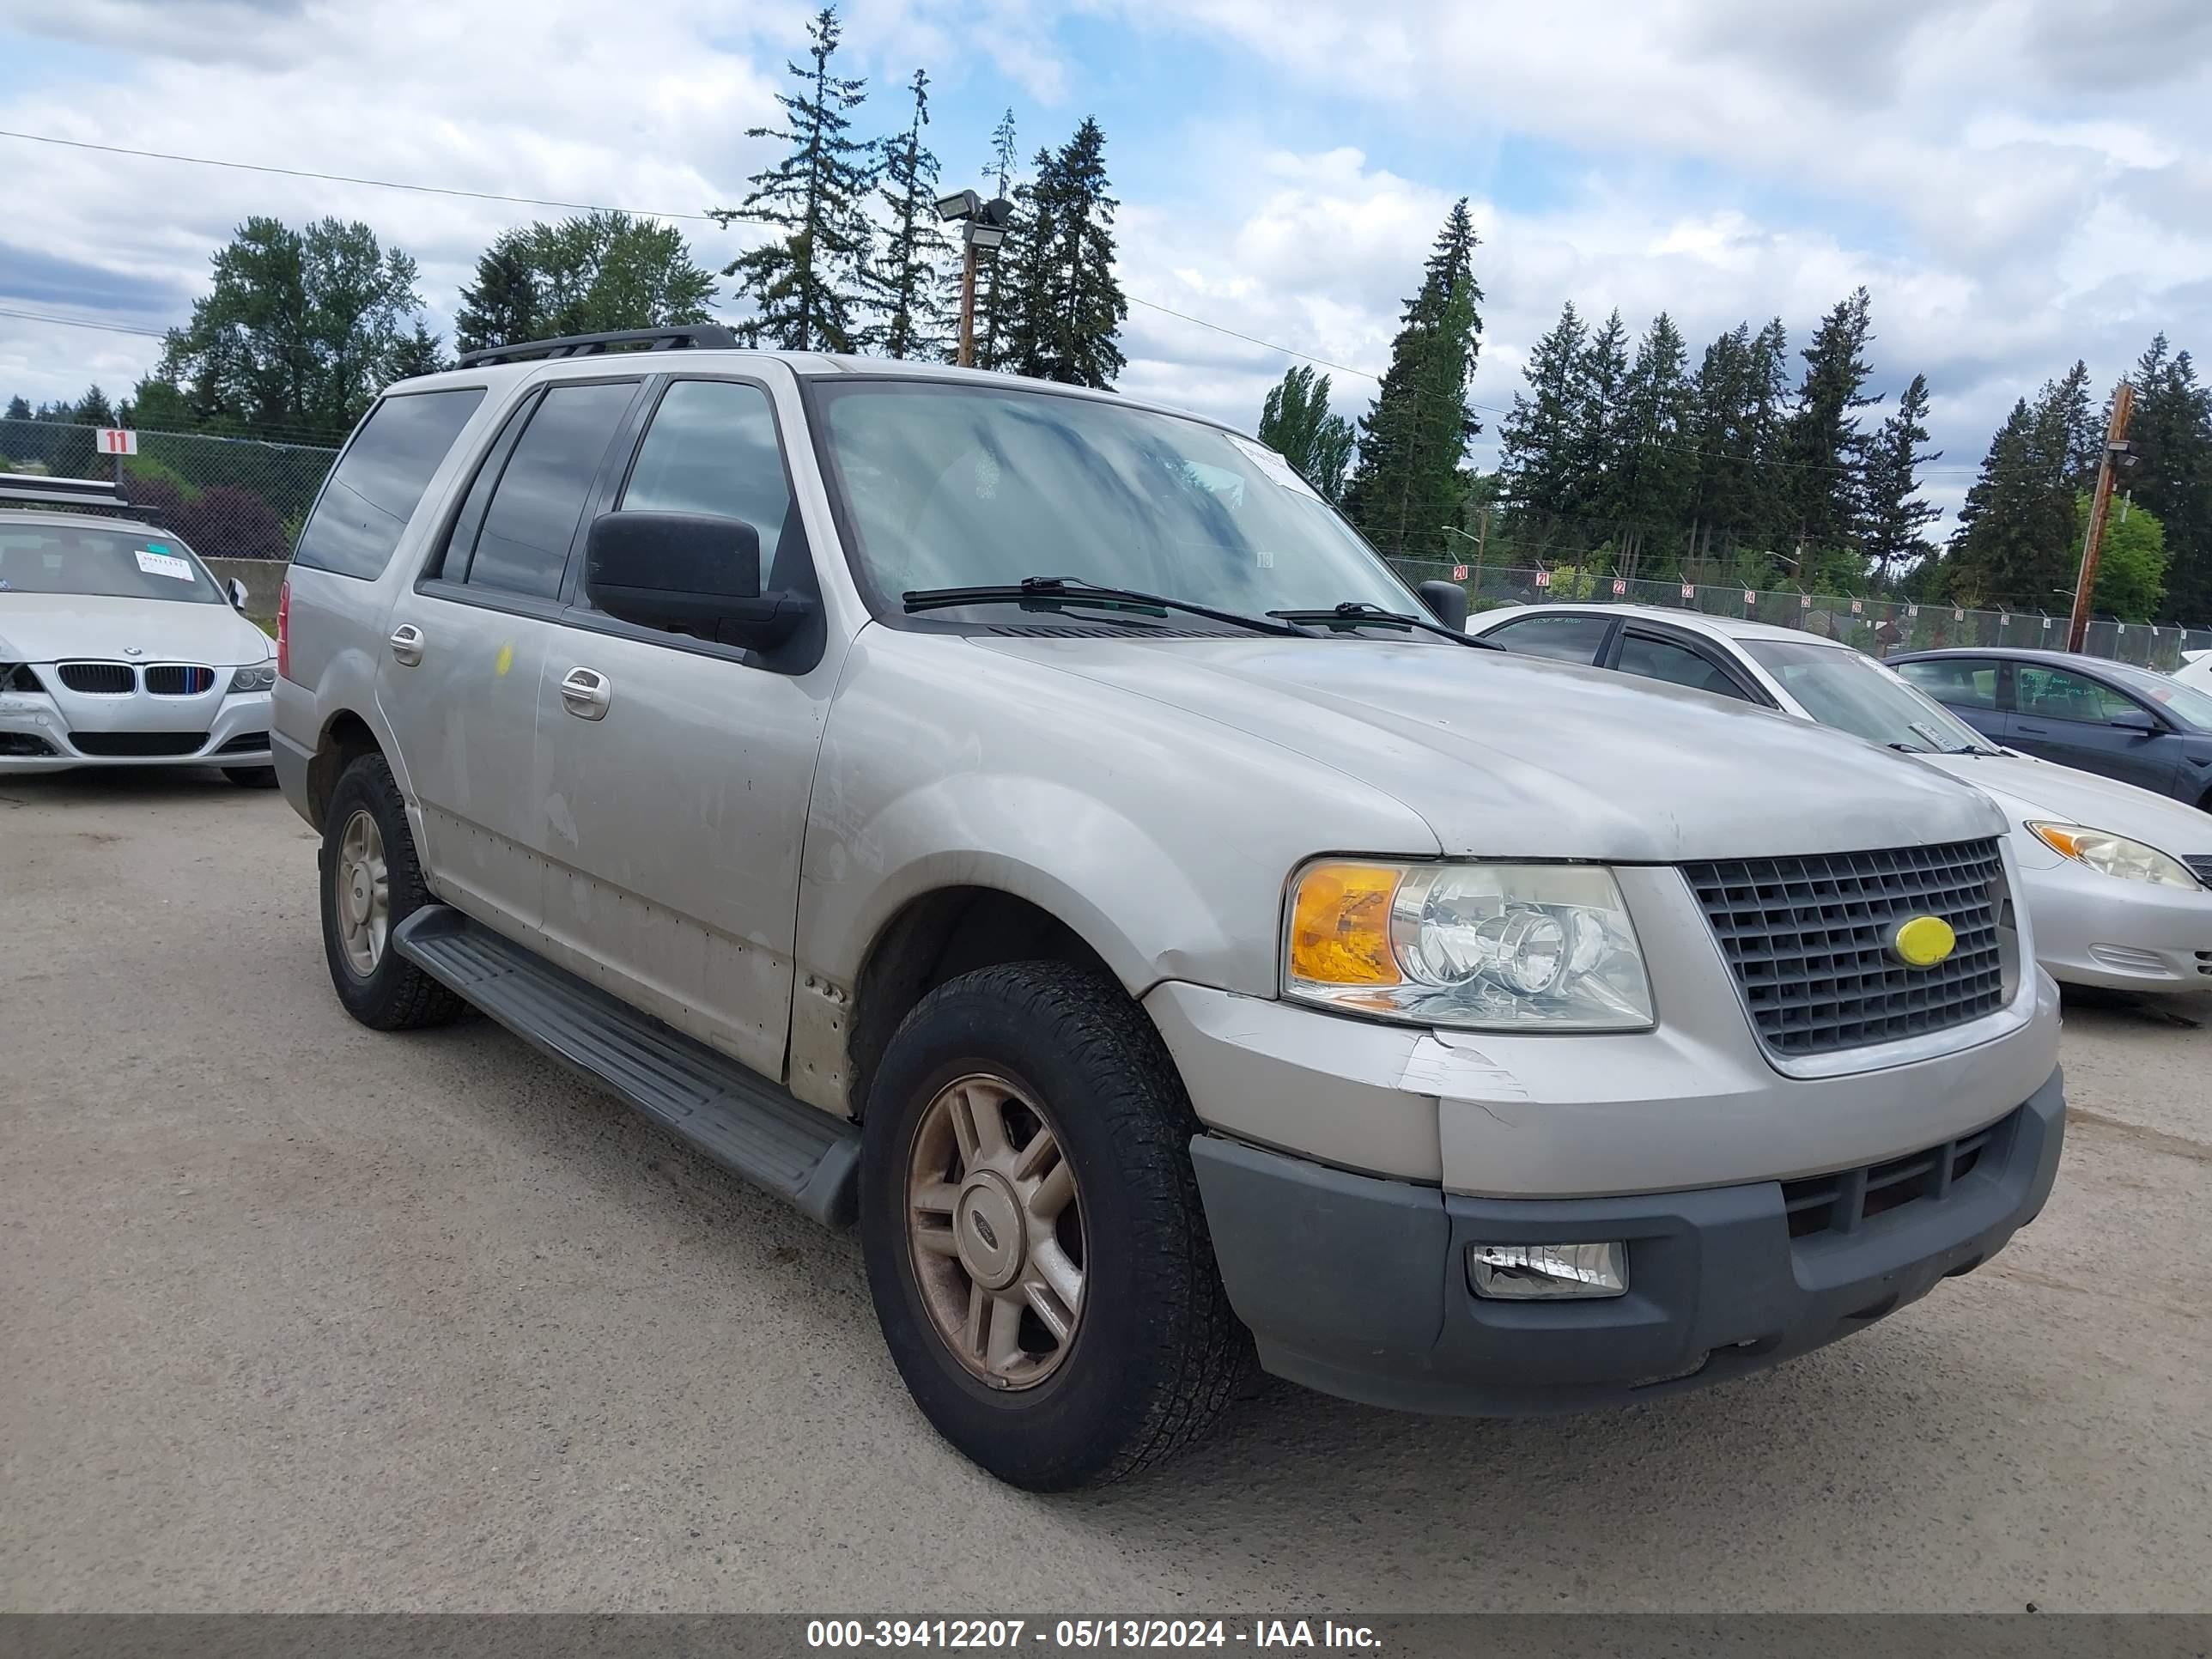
{"left": 228, "top": 663, "right": 277, "bottom": 693}
{"left": 2028, "top": 822, "right": 2198, "bottom": 889}
{"left": 1285, "top": 860, "right": 1654, "bottom": 1030}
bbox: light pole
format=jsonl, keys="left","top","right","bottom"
{"left": 935, "top": 189, "right": 1013, "bottom": 368}
{"left": 1439, "top": 521, "right": 1486, "bottom": 598}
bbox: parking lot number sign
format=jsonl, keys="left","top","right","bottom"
{"left": 1801, "top": 593, "right": 1812, "bottom": 610}
{"left": 1850, "top": 599, "right": 1863, "bottom": 615}
{"left": 1612, "top": 578, "right": 1626, "bottom": 595}
{"left": 1680, "top": 583, "right": 1695, "bottom": 599}
{"left": 1453, "top": 564, "right": 1468, "bottom": 581}
{"left": 97, "top": 428, "right": 137, "bottom": 455}
{"left": 1534, "top": 569, "right": 1552, "bottom": 588}
{"left": 1744, "top": 589, "right": 1756, "bottom": 606}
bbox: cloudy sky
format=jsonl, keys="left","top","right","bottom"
{"left": 3, "top": 0, "right": 2209, "bottom": 532}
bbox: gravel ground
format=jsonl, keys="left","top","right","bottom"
{"left": 3, "top": 769, "right": 2208, "bottom": 1613}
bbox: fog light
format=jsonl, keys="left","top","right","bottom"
{"left": 1468, "top": 1242, "right": 1627, "bottom": 1300}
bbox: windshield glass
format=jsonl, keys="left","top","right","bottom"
{"left": 1744, "top": 638, "right": 1990, "bottom": 751}
{"left": 0, "top": 521, "right": 221, "bottom": 604}
{"left": 2098, "top": 659, "right": 2212, "bottom": 732}
{"left": 811, "top": 380, "right": 1415, "bottom": 620}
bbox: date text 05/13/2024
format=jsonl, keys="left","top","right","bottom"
{"left": 805, "top": 1620, "right": 1382, "bottom": 1650}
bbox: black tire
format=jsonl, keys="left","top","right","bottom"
{"left": 319, "top": 751, "right": 466, "bottom": 1031}
{"left": 222, "top": 765, "right": 278, "bottom": 788}
{"left": 860, "top": 960, "right": 1249, "bottom": 1490}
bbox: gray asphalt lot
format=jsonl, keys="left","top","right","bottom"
{"left": 3, "top": 770, "right": 2209, "bottom": 1613}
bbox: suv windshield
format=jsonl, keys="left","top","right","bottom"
{"left": 1743, "top": 637, "right": 1990, "bottom": 752}
{"left": 811, "top": 380, "right": 1414, "bottom": 621}
{"left": 2097, "top": 659, "right": 2212, "bottom": 732}
{"left": 0, "top": 521, "right": 221, "bottom": 605}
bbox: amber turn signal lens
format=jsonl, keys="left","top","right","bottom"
{"left": 1287, "top": 862, "right": 1403, "bottom": 987}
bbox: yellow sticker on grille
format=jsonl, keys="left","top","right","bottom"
{"left": 1890, "top": 915, "right": 1956, "bottom": 968}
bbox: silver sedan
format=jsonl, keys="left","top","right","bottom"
{"left": 1468, "top": 603, "right": 2212, "bottom": 995}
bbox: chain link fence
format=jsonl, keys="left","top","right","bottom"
{"left": 1389, "top": 557, "right": 2212, "bottom": 672}
{"left": 2, "top": 416, "right": 339, "bottom": 562}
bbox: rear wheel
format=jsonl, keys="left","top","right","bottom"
{"left": 222, "top": 765, "right": 277, "bottom": 788}
{"left": 319, "top": 752, "right": 465, "bottom": 1030}
{"left": 860, "top": 961, "right": 1248, "bottom": 1490}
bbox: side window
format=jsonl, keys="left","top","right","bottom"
{"left": 294, "top": 388, "right": 486, "bottom": 580}
{"left": 1616, "top": 631, "right": 1749, "bottom": 700}
{"left": 2014, "top": 665, "right": 2142, "bottom": 724}
{"left": 619, "top": 380, "right": 794, "bottom": 574}
{"left": 1485, "top": 613, "right": 1611, "bottom": 665}
{"left": 1896, "top": 659, "right": 1998, "bottom": 709}
{"left": 464, "top": 380, "right": 640, "bottom": 600}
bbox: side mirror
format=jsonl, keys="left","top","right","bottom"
{"left": 227, "top": 577, "right": 250, "bottom": 610}
{"left": 585, "top": 512, "right": 810, "bottom": 650}
{"left": 1417, "top": 580, "right": 1468, "bottom": 631}
{"left": 2109, "top": 708, "right": 2160, "bottom": 735}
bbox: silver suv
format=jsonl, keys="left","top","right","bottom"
{"left": 273, "top": 329, "right": 2065, "bottom": 1489}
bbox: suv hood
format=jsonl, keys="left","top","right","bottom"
{"left": 976, "top": 635, "right": 2002, "bottom": 861}
{"left": 0, "top": 592, "right": 271, "bottom": 668}
{"left": 1920, "top": 749, "right": 2212, "bottom": 855}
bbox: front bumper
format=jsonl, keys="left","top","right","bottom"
{"left": 1192, "top": 1066, "right": 2064, "bottom": 1416}
{"left": 0, "top": 682, "right": 271, "bottom": 774}
{"left": 2020, "top": 855, "right": 2212, "bottom": 991}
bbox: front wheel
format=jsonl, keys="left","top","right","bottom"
{"left": 319, "top": 752, "right": 465, "bottom": 1030}
{"left": 860, "top": 961, "right": 1249, "bottom": 1490}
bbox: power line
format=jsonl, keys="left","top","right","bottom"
{"left": 0, "top": 129, "right": 720, "bottom": 222}
{"left": 0, "top": 306, "right": 167, "bottom": 339}
{"left": 1125, "top": 296, "right": 1380, "bottom": 383}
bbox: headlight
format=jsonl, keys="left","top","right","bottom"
{"left": 228, "top": 664, "right": 277, "bottom": 693}
{"left": 2027, "top": 822, "right": 2198, "bottom": 889}
{"left": 1285, "top": 860, "right": 1655, "bottom": 1030}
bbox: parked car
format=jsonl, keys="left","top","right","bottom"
{"left": 2171, "top": 648, "right": 2211, "bottom": 696}
{"left": 1469, "top": 605, "right": 2212, "bottom": 994}
{"left": 274, "top": 330, "right": 2063, "bottom": 1490}
{"left": 1888, "top": 647, "right": 2212, "bottom": 811}
{"left": 0, "top": 477, "right": 276, "bottom": 783}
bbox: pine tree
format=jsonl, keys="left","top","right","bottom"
{"left": 389, "top": 323, "right": 449, "bottom": 380}
{"left": 865, "top": 70, "right": 954, "bottom": 361}
{"left": 2126, "top": 336, "right": 2212, "bottom": 624}
{"left": 1611, "top": 313, "right": 1695, "bottom": 577}
{"left": 75, "top": 385, "right": 116, "bottom": 426}
{"left": 713, "top": 6, "right": 874, "bottom": 353}
{"left": 967, "top": 108, "right": 1023, "bottom": 370}
{"left": 457, "top": 213, "right": 714, "bottom": 355}
{"left": 1945, "top": 383, "right": 2077, "bottom": 611}
{"left": 1860, "top": 373, "right": 1942, "bottom": 581}
{"left": 454, "top": 246, "right": 540, "bottom": 353}
{"left": 1345, "top": 198, "right": 1484, "bottom": 559}
{"left": 3, "top": 395, "right": 30, "bottom": 422}
{"left": 1497, "top": 300, "right": 1587, "bottom": 526}
{"left": 1565, "top": 308, "right": 1630, "bottom": 528}
{"left": 1003, "top": 118, "right": 1126, "bottom": 388}
{"left": 1257, "top": 364, "right": 1355, "bottom": 502}
{"left": 2047, "top": 359, "right": 2100, "bottom": 488}
{"left": 1781, "top": 287, "right": 1881, "bottom": 560}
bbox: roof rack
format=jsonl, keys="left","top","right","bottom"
{"left": 0, "top": 475, "right": 153, "bottom": 518}
{"left": 455, "top": 325, "right": 742, "bottom": 369}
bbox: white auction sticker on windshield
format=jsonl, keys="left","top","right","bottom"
{"left": 1226, "top": 434, "right": 1322, "bottom": 501}
{"left": 135, "top": 548, "right": 195, "bottom": 580}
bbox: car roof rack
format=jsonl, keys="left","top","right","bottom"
{"left": 455, "top": 325, "right": 742, "bottom": 368}
{"left": 0, "top": 475, "right": 152, "bottom": 517}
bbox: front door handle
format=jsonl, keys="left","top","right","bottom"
{"left": 388, "top": 623, "right": 425, "bottom": 667}
{"left": 2014, "top": 722, "right": 2048, "bottom": 736}
{"left": 559, "top": 665, "right": 611, "bottom": 720}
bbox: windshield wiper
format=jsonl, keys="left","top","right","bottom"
{"left": 1266, "top": 600, "right": 1503, "bottom": 650}
{"left": 902, "top": 576, "right": 1312, "bottom": 639}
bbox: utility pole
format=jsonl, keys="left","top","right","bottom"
{"left": 2066, "top": 381, "right": 2136, "bottom": 652}
{"left": 957, "top": 236, "right": 980, "bottom": 368}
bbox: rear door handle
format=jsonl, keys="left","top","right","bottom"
{"left": 388, "top": 623, "right": 425, "bottom": 666}
{"left": 559, "top": 665, "right": 611, "bottom": 720}
{"left": 2014, "top": 722, "right": 2048, "bottom": 735}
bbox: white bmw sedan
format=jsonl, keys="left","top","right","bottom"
{"left": 1, "top": 498, "right": 277, "bottom": 784}
{"left": 1469, "top": 602, "right": 2212, "bottom": 995}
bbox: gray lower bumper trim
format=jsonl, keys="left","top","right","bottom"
{"left": 1192, "top": 1066, "right": 2065, "bottom": 1417}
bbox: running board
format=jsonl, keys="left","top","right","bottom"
{"left": 392, "top": 905, "right": 860, "bottom": 1227}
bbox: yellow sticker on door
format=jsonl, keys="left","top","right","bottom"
{"left": 494, "top": 641, "right": 514, "bottom": 678}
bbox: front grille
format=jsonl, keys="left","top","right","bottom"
{"left": 1783, "top": 1111, "right": 2013, "bottom": 1241}
{"left": 143, "top": 665, "right": 216, "bottom": 696}
{"left": 1685, "top": 837, "right": 2007, "bottom": 1058}
{"left": 58, "top": 661, "right": 136, "bottom": 695}
{"left": 67, "top": 731, "right": 208, "bottom": 757}
{"left": 2185, "top": 854, "right": 2212, "bottom": 890}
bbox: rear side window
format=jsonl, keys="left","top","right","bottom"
{"left": 620, "top": 380, "right": 794, "bottom": 570}
{"left": 1896, "top": 658, "right": 1999, "bottom": 709}
{"left": 463, "top": 380, "right": 640, "bottom": 599}
{"left": 294, "top": 388, "right": 486, "bottom": 579}
{"left": 1616, "top": 631, "right": 1747, "bottom": 700}
{"left": 1485, "top": 613, "right": 1612, "bottom": 664}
